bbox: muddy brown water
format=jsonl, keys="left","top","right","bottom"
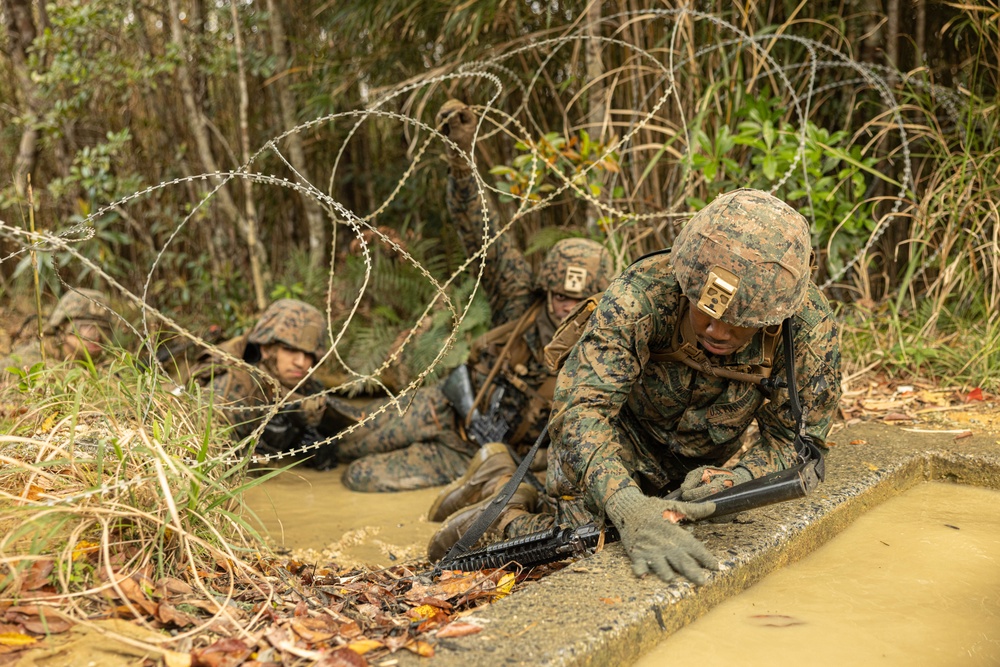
{"left": 240, "top": 464, "right": 442, "bottom": 569}
{"left": 634, "top": 481, "right": 1000, "bottom": 666}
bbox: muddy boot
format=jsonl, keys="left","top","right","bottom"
{"left": 427, "top": 482, "right": 538, "bottom": 563}
{"left": 427, "top": 442, "right": 516, "bottom": 522}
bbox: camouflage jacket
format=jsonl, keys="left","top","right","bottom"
{"left": 1, "top": 336, "right": 75, "bottom": 379}
{"left": 195, "top": 333, "right": 327, "bottom": 441}
{"left": 548, "top": 253, "right": 842, "bottom": 513}
{"left": 447, "top": 170, "right": 554, "bottom": 449}
{"left": 2, "top": 340, "right": 48, "bottom": 373}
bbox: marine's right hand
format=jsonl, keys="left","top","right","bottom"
{"left": 436, "top": 99, "right": 476, "bottom": 162}
{"left": 605, "top": 486, "right": 719, "bottom": 585}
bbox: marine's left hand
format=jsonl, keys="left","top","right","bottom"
{"left": 679, "top": 465, "right": 752, "bottom": 501}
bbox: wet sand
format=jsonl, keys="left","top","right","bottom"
{"left": 240, "top": 464, "right": 443, "bottom": 569}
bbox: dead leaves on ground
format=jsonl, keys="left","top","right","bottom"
{"left": 0, "top": 551, "right": 525, "bottom": 666}
{"left": 839, "top": 379, "right": 998, "bottom": 437}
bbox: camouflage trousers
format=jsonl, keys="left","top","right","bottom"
{"left": 339, "top": 385, "right": 477, "bottom": 492}
{"left": 499, "top": 446, "right": 596, "bottom": 537}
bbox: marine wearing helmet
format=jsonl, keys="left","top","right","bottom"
{"left": 337, "top": 99, "right": 619, "bottom": 494}
{"left": 247, "top": 299, "right": 327, "bottom": 390}
{"left": 196, "top": 299, "right": 354, "bottom": 468}
{"left": 536, "top": 237, "right": 616, "bottom": 324}
{"left": 2, "top": 288, "right": 113, "bottom": 373}
{"left": 426, "top": 189, "right": 842, "bottom": 581}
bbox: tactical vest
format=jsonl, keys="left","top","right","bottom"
{"left": 467, "top": 300, "right": 556, "bottom": 446}
{"left": 544, "top": 293, "right": 781, "bottom": 386}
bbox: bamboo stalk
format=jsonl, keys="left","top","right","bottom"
{"left": 26, "top": 175, "right": 44, "bottom": 363}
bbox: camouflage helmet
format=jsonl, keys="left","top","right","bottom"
{"left": 536, "top": 238, "right": 615, "bottom": 299}
{"left": 248, "top": 299, "right": 328, "bottom": 358}
{"left": 673, "top": 188, "right": 811, "bottom": 328}
{"left": 43, "top": 288, "right": 112, "bottom": 335}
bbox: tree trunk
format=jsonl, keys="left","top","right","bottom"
{"left": 914, "top": 0, "right": 926, "bottom": 66}
{"left": 2, "top": 0, "right": 39, "bottom": 198}
{"left": 886, "top": 0, "right": 900, "bottom": 72}
{"left": 584, "top": 0, "right": 604, "bottom": 233}
{"left": 266, "top": 0, "right": 328, "bottom": 270}
{"left": 165, "top": 0, "right": 268, "bottom": 305}
{"left": 230, "top": 0, "right": 268, "bottom": 311}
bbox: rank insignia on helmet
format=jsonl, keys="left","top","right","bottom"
{"left": 697, "top": 267, "right": 740, "bottom": 319}
{"left": 564, "top": 266, "right": 589, "bottom": 294}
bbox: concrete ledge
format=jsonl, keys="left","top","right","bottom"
{"left": 399, "top": 422, "right": 1000, "bottom": 666}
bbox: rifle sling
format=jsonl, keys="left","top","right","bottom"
{"left": 438, "top": 423, "right": 549, "bottom": 568}
{"left": 467, "top": 301, "right": 543, "bottom": 427}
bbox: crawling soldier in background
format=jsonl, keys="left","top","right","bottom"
{"left": 2, "top": 288, "right": 113, "bottom": 374}
{"left": 195, "top": 298, "right": 356, "bottom": 468}
{"left": 338, "top": 99, "right": 616, "bottom": 493}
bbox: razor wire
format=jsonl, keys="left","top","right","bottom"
{"left": 0, "top": 8, "right": 964, "bottom": 508}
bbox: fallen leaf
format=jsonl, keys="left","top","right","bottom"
{"left": 0, "top": 633, "right": 36, "bottom": 647}
{"left": 316, "top": 648, "right": 368, "bottom": 666}
{"left": 156, "top": 601, "right": 198, "bottom": 628}
{"left": 406, "top": 605, "right": 438, "bottom": 621}
{"left": 290, "top": 617, "right": 336, "bottom": 643}
{"left": 155, "top": 577, "right": 194, "bottom": 597}
{"left": 864, "top": 462, "right": 880, "bottom": 472}
{"left": 346, "top": 639, "right": 383, "bottom": 654}
{"left": 599, "top": 597, "right": 622, "bottom": 605}
{"left": 114, "top": 576, "right": 158, "bottom": 616}
{"left": 23, "top": 560, "right": 54, "bottom": 591}
{"left": 967, "top": 388, "right": 984, "bottom": 402}
{"left": 337, "top": 620, "right": 362, "bottom": 639}
{"left": 39, "top": 413, "right": 57, "bottom": 433}
{"left": 71, "top": 541, "right": 100, "bottom": 562}
{"left": 881, "top": 412, "right": 914, "bottom": 422}
{"left": 436, "top": 622, "right": 483, "bottom": 638}
{"left": 20, "top": 613, "right": 72, "bottom": 634}
{"left": 849, "top": 439, "right": 868, "bottom": 446}
{"left": 404, "top": 640, "right": 434, "bottom": 657}
{"left": 493, "top": 572, "right": 516, "bottom": 600}
{"left": 954, "top": 430, "right": 974, "bottom": 440}
{"left": 190, "top": 638, "right": 251, "bottom": 667}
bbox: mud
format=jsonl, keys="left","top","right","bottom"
{"left": 240, "top": 465, "right": 441, "bottom": 570}
{"left": 635, "top": 481, "right": 1000, "bottom": 666}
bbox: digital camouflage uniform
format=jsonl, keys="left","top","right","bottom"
{"left": 340, "top": 164, "right": 615, "bottom": 492}
{"left": 197, "top": 299, "right": 352, "bottom": 466}
{"left": 1, "top": 289, "right": 112, "bottom": 374}
{"left": 498, "top": 189, "right": 843, "bottom": 541}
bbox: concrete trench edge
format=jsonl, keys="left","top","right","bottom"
{"left": 399, "top": 422, "right": 1000, "bottom": 666}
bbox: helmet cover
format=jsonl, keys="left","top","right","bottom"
{"left": 672, "top": 189, "right": 811, "bottom": 328}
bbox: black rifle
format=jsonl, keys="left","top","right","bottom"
{"left": 438, "top": 435, "right": 824, "bottom": 572}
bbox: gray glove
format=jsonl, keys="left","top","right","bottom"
{"left": 605, "top": 486, "right": 719, "bottom": 584}
{"left": 679, "top": 465, "right": 753, "bottom": 501}
{"left": 436, "top": 99, "right": 476, "bottom": 168}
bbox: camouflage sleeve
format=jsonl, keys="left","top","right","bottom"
{"left": 739, "top": 284, "right": 842, "bottom": 477}
{"left": 206, "top": 371, "right": 264, "bottom": 439}
{"left": 447, "top": 169, "right": 535, "bottom": 327}
{"left": 548, "top": 276, "right": 665, "bottom": 513}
